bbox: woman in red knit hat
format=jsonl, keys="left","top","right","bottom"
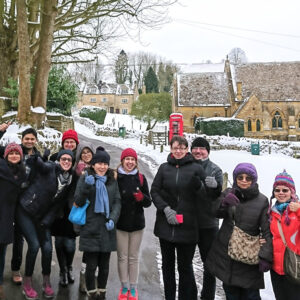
{"left": 116, "top": 148, "right": 151, "bottom": 300}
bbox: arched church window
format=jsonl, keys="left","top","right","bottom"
{"left": 248, "top": 119, "right": 252, "bottom": 131}
{"left": 272, "top": 111, "right": 282, "bottom": 128}
{"left": 256, "top": 120, "right": 261, "bottom": 132}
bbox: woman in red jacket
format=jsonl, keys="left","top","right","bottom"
{"left": 269, "top": 170, "right": 300, "bottom": 300}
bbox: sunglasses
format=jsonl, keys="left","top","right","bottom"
{"left": 274, "top": 188, "right": 290, "bottom": 193}
{"left": 236, "top": 175, "right": 253, "bottom": 182}
{"left": 60, "top": 157, "right": 72, "bottom": 162}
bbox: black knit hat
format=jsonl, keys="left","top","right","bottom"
{"left": 191, "top": 137, "right": 210, "bottom": 153}
{"left": 91, "top": 146, "right": 110, "bottom": 165}
{"left": 57, "top": 149, "right": 74, "bottom": 161}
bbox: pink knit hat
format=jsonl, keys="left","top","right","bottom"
{"left": 4, "top": 143, "right": 23, "bottom": 159}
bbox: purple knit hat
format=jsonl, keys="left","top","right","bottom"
{"left": 233, "top": 163, "right": 258, "bottom": 185}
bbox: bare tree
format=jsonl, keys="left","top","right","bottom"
{"left": 228, "top": 47, "right": 248, "bottom": 65}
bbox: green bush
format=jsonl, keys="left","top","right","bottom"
{"left": 196, "top": 117, "right": 244, "bottom": 137}
{"left": 79, "top": 107, "right": 107, "bottom": 125}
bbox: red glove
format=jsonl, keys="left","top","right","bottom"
{"left": 133, "top": 189, "right": 144, "bottom": 202}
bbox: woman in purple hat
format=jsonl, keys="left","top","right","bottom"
{"left": 206, "top": 163, "right": 273, "bottom": 300}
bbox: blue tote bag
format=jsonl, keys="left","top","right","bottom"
{"left": 68, "top": 200, "right": 90, "bottom": 225}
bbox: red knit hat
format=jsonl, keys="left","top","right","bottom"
{"left": 120, "top": 148, "right": 137, "bottom": 161}
{"left": 4, "top": 142, "right": 23, "bottom": 159}
{"left": 62, "top": 129, "right": 79, "bottom": 145}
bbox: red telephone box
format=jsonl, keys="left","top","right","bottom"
{"left": 169, "top": 113, "right": 183, "bottom": 142}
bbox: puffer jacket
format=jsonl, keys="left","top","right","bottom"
{"left": 270, "top": 202, "right": 300, "bottom": 275}
{"left": 74, "top": 169, "right": 121, "bottom": 252}
{"left": 206, "top": 185, "right": 273, "bottom": 289}
{"left": 151, "top": 152, "right": 206, "bottom": 244}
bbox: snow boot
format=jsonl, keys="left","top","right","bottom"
{"left": 98, "top": 289, "right": 106, "bottom": 300}
{"left": 42, "top": 275, "right": 54, "bottom": 299}
{"left": 22, "top": 277, "right": 38, "bottom": 300}
{"left": 12, "top": 270, "right": 23, "bottom": 285}
{"left": 87, "top": 289, "right": 98, "bottom": 300}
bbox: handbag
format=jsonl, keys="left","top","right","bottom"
{"left": 68, "top": 200, "right": 90, "bottom": 225}
{"left": 228, "top": 206, "right": 260, "bottom": 265}
{"left": 277, "top": 220, "right": 300, "bottom": 284}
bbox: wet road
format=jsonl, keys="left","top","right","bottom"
{"left": 3, "top": 136, "right": 162, "bottom": 300}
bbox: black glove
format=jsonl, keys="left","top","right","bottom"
{"left": 42, "top": 148, "right": 50, "bottom": 161}
{"left": 191, "top": 176, "right": 202, "bottom": 190}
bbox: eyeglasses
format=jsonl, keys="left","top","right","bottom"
{"left": 274, "top": 188, "right": 290, "bottom": 193}
{"left": 172, "top": 147, "right": 187, "bottom": 151}
{"left": 60, "top": 157, "right": 72, "bottom": 162}
{"left": 236, "top": 175, "right": 253, "bottom": 182}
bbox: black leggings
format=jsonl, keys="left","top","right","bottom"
{"left": 84, "top": 251, "right": 111, "bottom": 291}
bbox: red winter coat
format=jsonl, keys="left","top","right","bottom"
{"left": 270, "top": 205, "right": 300, "bottom": 275}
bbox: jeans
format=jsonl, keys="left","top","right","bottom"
{"left": 270, "top": 269, "right": 300, "bottom": 300}
{"left": 159, "top": 238, "right": 197, "bottom": 300}
{"left": 223, "top": 283, "right": 261, "bottom": 300}
{"left": 11, "top": 224, "right": 24, "bottom": 271}
{"left": 16, "top": 206, "right": 52, "bottom": 276}
{"left": 198, "top": 227, "right": 218, "bottom": 300}
{"left": 0, "top": 244, "right": 7, "bottom": 285}
{"left": 84, "top": 252, "right": 111, "bottom": 291}
{"left": 55, "top": 236, "right": 76, "bottom": 272}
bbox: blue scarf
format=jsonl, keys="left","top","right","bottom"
{"left": 94, "top": 175, "right": 109, "bottom": 218}
{"left": 275, "top": 200, "right": 290, "bottom": 214}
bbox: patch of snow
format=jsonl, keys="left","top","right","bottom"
{"left": 31, "top": 106, "right": 45, "bottom": 114}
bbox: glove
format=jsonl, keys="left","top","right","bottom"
{"left": 222, "top": 192, "right": 240, "bottom": 207}
{"left": 164, "top": 206, "right": 179, "bottom": 225}
{"left": 205, "top": 176, "right": 218, "bottom": 188}
{"left": 105, "top": 219, "right": 114, "bottom": 231}
{"left": 133, "top": 189, "right": 144, "bottom": 202}
{"left": 85, "top": 175, "right": 95, "bottom": 185}
{"left": 42, "top": 148, "right": 50, "bottom": 161}
{"left": 190, "top": 176, "right": 202, "bottom": 190}
{"left": 259, "top": 259, "right": 272, "bottom": 272}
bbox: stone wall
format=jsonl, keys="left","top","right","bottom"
{"left": 46, "top": 114, "right": 74, "bottom": 132}
{"left": 0, "top": 97, "right": 12, "bottom": 116}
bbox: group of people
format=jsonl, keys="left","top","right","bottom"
{"left": 0, "top": 124, "right": 299, "bottom": 300}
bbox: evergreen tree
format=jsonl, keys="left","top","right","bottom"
{"left": 144, "top": 66, "right": 159, "bottom": 93}
{"left": 115, "top": 50, "right": 129, "bottom": 84}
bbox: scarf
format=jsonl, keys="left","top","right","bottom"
{"left": 117, "top": 166, "right": 138, "bottom": 175}
{"left": 275, "top": 200, "right": 290, "bottom": 214}
{"left": 94, "top": 174, "right": 109, "bottom": 218}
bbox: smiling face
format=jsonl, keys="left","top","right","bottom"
{"left": 93, "top": 162, "right": 109, "bottom": 176}
{"left": 236, "top": 173, "right": 253, "bottom": 189}
{"left": 170, "top": 141, "right": 188, "bottom": 160}
{"left": 122, "top": 156, "right": 137, "bottom": 173}
{"left": 191, "top": 147, "right": 209, "bottom": 160}
{"left": 274, "top": 185, "right": 292, "bottom": 203}
{"left": 63, "top": 139, "right": 77, "bottom": 151}
{"left": 21, "top": 133, "right": 37, "bottom": 150}
{"left": 81, "top": 148, "right": 93, "bottom": 164}
{"left": 59, "top": 154, "right": 73, "bottom": 171}
{"left": 7, "top": 151, "right": 21, "bottom": 164}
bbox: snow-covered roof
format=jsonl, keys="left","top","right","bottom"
{"left": 82, "top": 82, "right": 135, "bottom": 95}
{"left": 178, "top": 63, "right": 225, "bottom": 74}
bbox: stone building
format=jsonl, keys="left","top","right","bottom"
{"left": 78, "top": 81, "right": 139, "bottom": 114}
{"left": 173, "top": 59, "right": 300, "bottom": 140}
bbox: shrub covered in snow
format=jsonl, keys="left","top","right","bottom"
{"left": 79, "top": 106, "right": 107, "bottom": 125}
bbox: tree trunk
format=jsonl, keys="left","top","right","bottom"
{"left": 32, "top": 0, "right": 57, "bottom": 111}
{"left": 16, "top": 0, "right": 32, "bottom": 123}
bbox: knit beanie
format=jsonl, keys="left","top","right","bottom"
{"left": 57, "top": 149, "right": 74, "bottom": 161}
{"left": 191, "top": 137, "right": 210, "bottom": 153}
{"left": 233, "top": 162, "right": 258, "bottom": 185}
{"left": 4, "top": 143, "right": 23, "bottom": 159}
{"left": 120, "top": 148, "right": 137, "bottom": 161}
{"left": 273, "top": 170, "right": 295, "bottom": 194}
{"left": 62, "top": 129, "right": 79, "bottom": 145}
{"left": 22, "top": 128, "right": 37, "bottom": 139}
{"left": 91, "top": 146, "right": 110, "bottom": 165}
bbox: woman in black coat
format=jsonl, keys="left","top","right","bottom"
{"left": 206, "top": 163, "right": 273, "bottom": 300}
{"left": 151, "top": 136, "right": 206, "bottom": 300}
{"left": 116, "top": 148, "right": 151, "bottom": 300}
{"left": 16, "top": 150, "right": 74, "bottom": 300}
{"left": 0, "top": 143, "right": 26, "bottom": 300}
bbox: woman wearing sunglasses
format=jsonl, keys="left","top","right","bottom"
{"left": 269, "top": 170, "right": 300, "bottom": 300}
{"left": 206, "top": 163, "right": 272, "bottom": 300}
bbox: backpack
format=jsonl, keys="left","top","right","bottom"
{"left": 277, "top": 220, "right": 300, "bottom": 284}
{"left": 139, "top": 173, "right": 144, "bottom": 187}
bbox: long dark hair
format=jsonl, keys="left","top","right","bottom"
{"left": 5, "top": 157, "right": 26, "bottom": 178}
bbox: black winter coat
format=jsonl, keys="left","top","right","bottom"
{"left": 151, "top": 153, "right": 206, "bottom": 244}
{"left": 206, "top": 185, "right": 273, "bottom": 289}
{"left": 0, "top": 159, "right": 26, "bottom": 244}
{"left": 74, "top": 169, "right": 121, "bottom": 252}
{"left": 19, "top": 158, "right": 72, "bottom": 226}
{"left": 196, "top": 158, "right": 223, "bottom": 228}
{"left": 117, "top": 171, "right": 151, "bottom": 232}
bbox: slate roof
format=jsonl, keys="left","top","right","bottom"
{"left": 83, "top": 82, "right": 134, "bottom": 95}
{"left": 235, "top": 62, "right": 300, "bottom": 101}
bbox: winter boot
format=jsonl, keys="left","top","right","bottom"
{"left": 0, "top": 285, "right": 5, "bottom": 300}
{"left": 118, "top": 287, "right": 129, "bottom": 300}
{"left": 12, "top": 270, "right": 23, "bottom": 285}
{"left": 42, "top": 275, "right": 54, "bottom": 299}
{"left": 87, "top": 289, "right": 98, "bottom": 300}
{"left": 67, "top": 266, "right": 75, "bottom": 284}
{"left": 79, "top": 269, "right": 86, "bottom": 293}
{"left": 98, "top": 289, "right": 106, "bottom": 300}
{"left": 129, "top": 288, "right": 138, "bottom": 300}
{"left": 22, "top": 277, "right": 38, "bottom": 300}
{"left": 59, "top": 269, "right": 68, "bottom": 287}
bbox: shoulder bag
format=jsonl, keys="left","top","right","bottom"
{"left": 68, "top": 200, "right": 90, "bottom": 225}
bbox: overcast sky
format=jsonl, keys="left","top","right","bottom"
{"left": 116, "top": 0, "right": 300, "bottom": 64}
